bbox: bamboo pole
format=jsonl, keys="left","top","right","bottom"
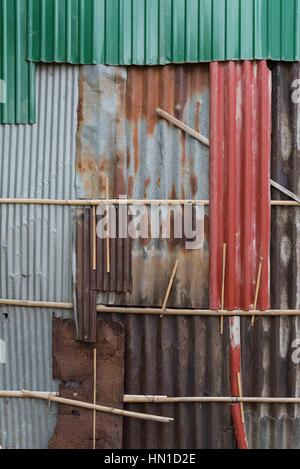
{"left": 251, "top": 257, "right": 263, "bottom": 327}
{"left": 20, "top": 390, "right": 173, "bottom": 423}
{"left": 271, "top": 180, "right": 300, "bottom": 205}
{"left": 220, "top": 243, "right": 227, "bottom": 335}
{"left": 162, "top": 260, "right": 179, "bottom": 312}
{"left": 123, "top": 395, "right": 300, "bottom": 404}
{"left": 0, "top": 391, "right": 59, "bottom": 398}
{"left": 237, "top": 372, "right": 245, "bottom": 424}
{"left": 93, "top": 348, "right": 97, "bottom": 450}
{"left": 92, "top": 206, "right": 97, "bottom": 271}
{"left": 0, "top": 299, "right": 73, "bottom": 309}
{"left": 156, "top": 108, "right": 210, "bottom": 147}
{"left": 3, "top": 299, "right": 300, "bottom": 316}
{"left": 0, "top": 198, "right": 298, "bottom": 207}
{"left": 98, "top": 306, "right": 300, "bottom": 316}
{"left": 106, "top": 177, "right": 110, "bottom": 274}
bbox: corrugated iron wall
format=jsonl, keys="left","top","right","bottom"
{"left": 238, "top": 61, "right": 300, "bottom": 449}
{"left": 76, "top": 64, "right": 210, "bottom": 309}
{"left": 27, "top": 0, "right": 300, "bottom": 64}
{"left": 0, "top": 64, "right": 78, "bottom": 448}
{"left": 114, "top": 313, "right": 235, "bottom": 449}
{"left": 0, "top": 0, "right": 35, "bottom": 123}
{"left": 209, "top": 61, "right": 271, "bottom": 311}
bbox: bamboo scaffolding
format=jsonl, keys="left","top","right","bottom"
{"left": 20, "top": 390, "right": 173, "bottom": 423}
{"left": 0, "top": 391, "right": 59, "bottom": 398}
{"left": 0, "top": 198, "right": 298, "bottom": 207}
{"left": 220, "top": 243, "right": 227, "bottom": 335}
{"left": 162, "top": 260, "right": 179, "bottom": 312}
{"left": 105, "top": 177, "right": 111, "bottom": 273}
{"left": 237, "top": 372, "right": 245, "bottom": 424}
{"left": 251, "top": 257, "right": 263, "bottom": 327}
{"left": 271, "top": 180, "right": 300, "bottom": 205}
{"left": 156, "top": 108, "right": 210, "bottom": 147}
{"left": 123, "top": 395, "right": 300, "bottom": 404}
{"left": 92, "top": 206, "right": 97, "bottom": 271}
{"left": 3, "top": 299, "right": 300, "bottom": 316}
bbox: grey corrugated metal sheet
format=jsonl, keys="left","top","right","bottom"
{"left": 0, "top": 64, "right": 78, "bottom": 448}
{"left": 0, "top": 0, "right": 35, "bottom": 123}
{"left": 27, "top": 0, "right": 300, "bottom": 65}
{"left": 76, "top": 64, "right": 210, "bottom": 309}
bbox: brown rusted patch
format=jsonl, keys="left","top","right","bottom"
{"left": 126, "top": 65, "right": 209, "bottom": 137}
{"left": 194, "top": 100, "right": 201, "bottom": 133}
{"left": 190, "top": 174, "right": 198, "bottom": 198}
{"left": 49, "top": 318, "right": 125, "bottom": 450}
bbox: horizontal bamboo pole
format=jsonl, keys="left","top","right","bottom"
{"left": 98, "top": 306, "right": 300, "bottom": 317}
{"left": 0, "top": 198, "right": 298, "bottom": 207}
{"left": 21, "top": 390, "right": 173, "bottom": 423}
{"left": 0, "top": 391, "right": 59, "bottom": 398}
{"left": 0, "top": 299, "right": 73, "bottom": 309}
{"left": 124, "top": 395, "right": 300, "bottom": 404}
{"left": 2, "top": 299, "right": 300, "bottom": 316}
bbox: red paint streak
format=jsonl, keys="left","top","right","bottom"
{"left": 229, "top": 317, "right": 249, "bottom": 449}
{"left": 209, "top": 61, "right": 271, "bottom": 311}
{"left": 230, "top": 405, "right": 249, "bottom": 450}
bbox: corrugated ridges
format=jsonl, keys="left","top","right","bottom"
{"left": 0, "top": 64, "right": 78, "bottom": 448}
{"left": 209, "top": 61, "right": 271, "bottom": 311}
{"left": 76, "top": 64, "right": 210, "bottom": 308}
{"left": 27, "top": 0, "right": 300, "bottom": 65}
{"left": 0, "top": 0, "right": 35, "bottom": 123}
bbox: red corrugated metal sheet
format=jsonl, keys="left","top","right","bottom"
{"left": 210, "top": 61, "right": 271, "bottom": 311}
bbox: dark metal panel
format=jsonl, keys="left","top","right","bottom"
{"left": 239, "top": 63, "right": 300, "bottom": 449}
{"left": 209, "top": 61, "right": 271, "bottom": 311}
{"left": 75, "top": 207, "right": 132, "bottom": 342}
{"left": 109, "top": 314, "right": 235, "bottom": 450}
{"left": 75, "top": 208, "right": 97, "bottom": 343}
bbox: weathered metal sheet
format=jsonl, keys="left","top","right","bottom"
{"left": 237, "top": 62, "right": 300, "bottom": 450}
{"left": 0, "top": 0, "right": 35, "bottom": 123}
{"left": 108, "top": 313, "right": 236, "bottom": 449}
{"left": 75, "top": 206, "right": 132, "bottom": 342}
{"left": 27, "top": 0, "right": 300, "bottom": 65}
{"left": 0, "top": 64, "right": 78, "bottom": 448}
{"left": 76, "top": 64, "right": 210, "bottom": 308}
{"left": 209, "top": 61, "right": 271, "bottom": 311}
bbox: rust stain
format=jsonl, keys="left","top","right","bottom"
{"left": 190, "top": 174, "right": 198, "bottom": 198}
{"left": 133, "top": 125, "right": 139, "bottom": 175}
{"left": 128, "top": 176, "right": 134, "bottom": 198}
{"left": 194, "top": 100, "right": 201, "bottom": 133}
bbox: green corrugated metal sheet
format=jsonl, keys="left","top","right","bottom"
{"left": 0, "top": 0, "right": 35, "bottom": 124}
{"left": 27, "top": 0, "right": 300, "bottom": 65}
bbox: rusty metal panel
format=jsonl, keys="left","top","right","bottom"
{"left": 75, "top": 207, "right": 132, "bottom": 342}
{"left": 76, "top": 64, "right": 210, "bottom": 309}
{"left": 209, "top": 61, "right": 271, "bottom": 311}
{"left": 75, "top": 208, "right": 97, "bottom": 343}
